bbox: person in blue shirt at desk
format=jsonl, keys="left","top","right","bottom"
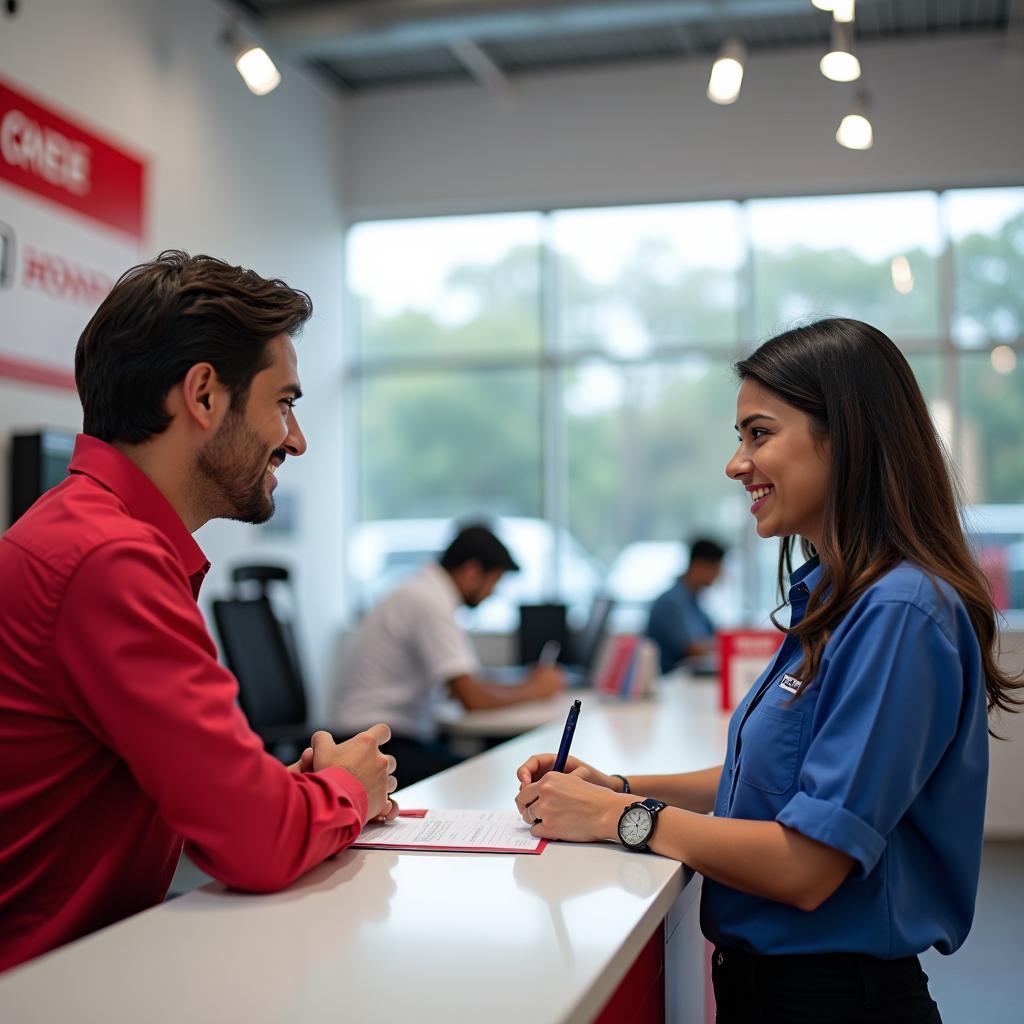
{"left": 645, "top": 537, "right": 725, "bottom": 674}
{"left": 515, "top": 318, "right": 1022, "bottom": 1023}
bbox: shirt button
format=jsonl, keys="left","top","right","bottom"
{"left": 716, "top": 952, "right": 725, "bottom": 967}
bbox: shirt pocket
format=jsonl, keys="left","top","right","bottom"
{"left": 737, "top": 705, "right": 804, "bottom": 796}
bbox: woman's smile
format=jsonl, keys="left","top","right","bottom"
{"left": 727, "top": 378, "right": 831, "bottom": 548}
{"left": 747, "top": 482, "right": 775, "bottom": 513}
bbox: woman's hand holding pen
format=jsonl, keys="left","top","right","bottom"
{"left": 515, "top": 754, "right": 632, "bottom": 842}
{"left": 516, "top": 753, "right": 625, "bottom": 793}
{"left": 515, "top": 766, "right": 631, "bottom": 842}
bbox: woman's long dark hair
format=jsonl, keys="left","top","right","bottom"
{"left": 736, "top": 317, "right": 1021, "bottom": 726}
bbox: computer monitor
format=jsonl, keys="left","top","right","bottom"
{"left": 570, "top": 596, "right": 614, "bottom": 671}
{"left": 517, "top": 603, "right": 568, "bottom": 666}
{"left": 8, "top": 430, "right": 76, "bottom": 526}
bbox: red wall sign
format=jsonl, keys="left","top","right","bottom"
{"left": 0, "top": 79, "right": 145, "bottom": 241}
{"left": 1, "top": 76, "right": 148, "bottom": 390}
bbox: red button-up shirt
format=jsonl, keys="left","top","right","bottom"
{"left": 0, "top": 435, "right": 367, "bottom": 972}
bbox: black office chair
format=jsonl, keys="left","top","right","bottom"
{"left": 230, "top": 565, "right": 305, "bottom": 686}
{"left": 212, "top": 564, "right": 319, "bottom": 761}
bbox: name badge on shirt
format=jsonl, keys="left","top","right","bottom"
{"left": 778, "top": 674, "right": 803, "bottom": 695}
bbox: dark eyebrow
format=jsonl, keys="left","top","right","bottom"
{"left": 279, "top": 383, "right": 303, "bottom": 400}
{"left": 735, "top": 413, "right": 778, "bottom": 431}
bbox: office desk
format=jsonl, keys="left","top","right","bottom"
{"left": 0, "top": 677, "right": 728, "bottom": 1024}
{"left": 437, "top": 688, "right": 587, "bottom": 739}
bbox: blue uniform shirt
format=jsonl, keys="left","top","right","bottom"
{"left": 701, "top": 556, "right": 989, "bottom": 958}
{"left": 646, "top": 579, "right": 715, "bottom": 675}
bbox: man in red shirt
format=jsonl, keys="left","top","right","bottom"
{"left": 0, "top": 251, "right": 398, "bottom": 972}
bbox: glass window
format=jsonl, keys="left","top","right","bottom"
{"left": 551, "top": 203, "right": 743, "bottom": 356}
{"left": 345, "top": 188, "right": 1024, "bottom": 632}
{"left": 347, "top": 213, "right": 544, "bottom": 357}
{"left": 903, "top": 353, "right": 950, "bottom": 451}
{"left": 958, "top": 351, "right": 1024, "bottom": 505}
{"left": 358, "top": 367, "right": 542, "bottom": 520}
{"left": 352, "top": 367, "right": 543, "bottom": 628}
{"left": 749, "top": 192, "right": 943, "bottom": 344}
{"left": 945, "top": 188, "right": 1024, "bottom": 347}
{"left": 563, "top": 356, "right": 752, "bottom": 628}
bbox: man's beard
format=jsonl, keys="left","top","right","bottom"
{"left": 462, "top": 582, "right": 490, "bottom": 608}
{"left": 195, "top": 410, "right": 282, "bottom": 525}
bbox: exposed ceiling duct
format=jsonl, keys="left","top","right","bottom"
{"left": 234, "top": 0, "right": 1020, "bottom": 92}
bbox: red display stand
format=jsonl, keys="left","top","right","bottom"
{"left": 716, "top": 629, "right": 784, "bottom": 710}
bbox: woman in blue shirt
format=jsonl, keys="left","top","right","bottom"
{"left": 515, "top": 318, "right": 1021, "bottom": 1022}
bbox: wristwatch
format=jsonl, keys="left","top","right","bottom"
{"left": 617, "top": 798, "right": 666, "bottom": 852}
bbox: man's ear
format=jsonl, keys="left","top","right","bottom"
{"left": 179, "top": 362, "right": 228, "bottom": 430}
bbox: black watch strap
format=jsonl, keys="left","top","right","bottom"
{"left": 638, "top": 798, "right": 666, "bottom": 850}
{"left": 611, "top": 774, "right": 630, "bottom": 794}
{"left": 618, "top": 797, "right": 666, "bottom": 851}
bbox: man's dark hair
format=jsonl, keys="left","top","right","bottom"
{"left": 440, "top": 524, "right": 519, "bottom": 574}
{"left": 75, "top": 250, "right": 313, "bottom": 444}
{"left": 688, "top": 538, "right": 726, "bottom": 566}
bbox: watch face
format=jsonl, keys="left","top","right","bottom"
{"left": 619, "top": 806, "right": 652, "bottom": 847}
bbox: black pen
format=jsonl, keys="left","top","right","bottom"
{"left": 552, "top": 699, "right": 582, "bottom": 773}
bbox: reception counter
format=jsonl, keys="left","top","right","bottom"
{"left": 0, "top": 677, "right": 729, "bottom": 1023}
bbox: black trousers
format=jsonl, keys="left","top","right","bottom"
{"left": 712, "top": 946, "right": 943, "bottom": 1024}
{"left": 380, "top": 734, "right": 464, "bottom": 790}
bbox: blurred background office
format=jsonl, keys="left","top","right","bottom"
{"left": 3, "top": 0, "right": 1022, "bottom": 691}
{"left": 1, "top": 2, "right": 1022, "bottom": 1013}
{"left": 4, "top": 0, "right": 1019, "bottom": 1015}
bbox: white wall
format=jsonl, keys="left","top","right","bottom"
{"left": 0, "top": 0, "right": 348, "bottom": 711}
{"left": 345, "top": 33, "right": 1024, "bottom": 219}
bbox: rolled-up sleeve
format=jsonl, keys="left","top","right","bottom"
{"left": 775, "top": 599, "right": 964, "bottom": 878}
{"left": 55, "top": 538, "right": 369, "bottom": 893}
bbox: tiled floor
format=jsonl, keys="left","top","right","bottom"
{"left": 921, "top": 841, "right": 1024, "bottom": 1024}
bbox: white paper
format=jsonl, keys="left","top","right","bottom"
{"left": 353, "top": 809, "right": 544, "bottom": 852}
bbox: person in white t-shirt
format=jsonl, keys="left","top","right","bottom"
{"left": 332, "top": 525, "right": 565, "bottom": 788}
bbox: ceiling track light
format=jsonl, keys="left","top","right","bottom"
{"left": 222, "top": 23, "right": 282, "bottom": 97}
{"left": 832, "top": 0, "right": 856, "bottom": 23}
{"left": 990, "top": 345, "right": 1017, "bottom": 375}
{"left": 820, "top": 20, "right": 861, "bottom": 82}
{"left": 836, "top": 90, "right": 873, "bottom": 150}
{"left": 707, "top": 39, "right": 746, "bottom": 105}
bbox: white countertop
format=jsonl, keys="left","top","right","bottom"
{"left": 0, "top": 677, "right": 729, "bottom": 1024}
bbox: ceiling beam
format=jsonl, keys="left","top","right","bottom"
{"left": 260, "top": 0, "right": 841, "bottom": 61}
{"left": 448, "top": 38, "right": 512, "bottom": 92}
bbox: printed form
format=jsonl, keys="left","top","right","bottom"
{"left": 353, "top": 809, "right": 546, "bottom": 854}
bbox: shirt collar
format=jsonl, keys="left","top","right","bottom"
{"left": 789, "top": 554, "right": 822, "bottom": 591}
{"left": 787, "top": 554, "right": 823, "bottom": 621}
{"left": 68, "top": 435, "right": 211, "bottom": 594}
{"left": 422, "top": 561, "right": 465, "bottom": 614}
